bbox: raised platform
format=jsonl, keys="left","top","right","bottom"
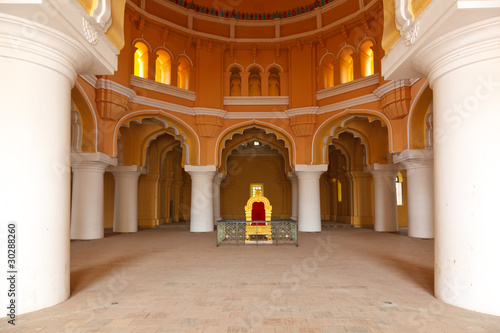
{"left": 216, "top": 219, "right": 298, "bottom": 246}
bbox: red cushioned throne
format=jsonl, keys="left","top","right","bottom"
{"left": 244, "top": 189, "right": 272, "bottom": 241}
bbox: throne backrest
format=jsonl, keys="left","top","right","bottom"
{"left": 245, "top": 189, "right": 272, "bottom": 222}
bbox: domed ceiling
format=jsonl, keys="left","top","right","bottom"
{"left": 158, "top": 0, "right": 340, "bottom": 20}
{"left": 185, "top": 0, "right": 325, "bottom": 13}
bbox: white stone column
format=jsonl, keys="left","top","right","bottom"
{"left": 294, "top": 164, "right": 328, "bottom": 232}
{"left": 393, "top": 149, "right": 434, "bottom": 238}
{"left": 213, "top": 173, "right": 224, "bottom": 224}
{"left": 288, "top": 172, "right": 298, "bottom": 221}
{"left": 382, "top": 3, "right": 500, "bottom": 316}
{"left": 0, "top": 4, "right": 117, "bottom": 315}
{"left": 71, "top": 153, "right": 117, "bottom": 240}
{"left": 365, "top": 164, "right": 399, "bottom": 232}
{"left": 185, "top": 165, "right": 217, "bottom": 232}
{"left": 108, "top": 166, "right": 144, "bottom": 233}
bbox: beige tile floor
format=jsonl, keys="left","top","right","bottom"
{"left": 2, "top": 226, "right": 500, "bottom": 332}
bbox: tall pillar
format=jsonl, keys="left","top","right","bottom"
{"left": 0, "top": 3, "right": 118, "bottom": 314}
{"left": 71, "top": 153, "right": 117, "bottom": 240}
{"left": 294, "top": 164, "right": 328, "bottom": 232}
{"left": 393, "top": 149, "right": 434, "bottom": 238}
{"left": 108, "top": 166, "right": 144, "bottom": 233}
{"left": 213, "top": 173, "right": 224, "bottom": 223}
{"left": 365, "top": 164, "right": 399, "bottom": 232}
{"left": 382, "top": 3, "right": 500, "bottom": 315}
{"left": 185, "top": 165, "right": 216, "bottom": 232}
{"left": 347, "top": 171, "right": 373, "bottom": 226}
{"left": 288, "top": 172, "right": 298, "bottom": 221}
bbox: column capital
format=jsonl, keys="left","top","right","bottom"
{"left": 393, "top": 149, "right": 433, "bottom": 169}
{"left": 364, "top": 163, "right": 400, "bottom": 177}
{"left": 71, "top": 152, "right": 117, "bottom": 171}
{"left": 107, "top": 165, "right": 145, "bottom": 178}
{"left": 0, "top": 2, "right": 119, "bottom": 80}
{"left": 382, "top": 2, "right": 500, "bottom": 82}
{"left": 293, "top": 164, "right": 328, "bottom": 175}
{"left": 185, "top": 165, "right": 217, "bottom": 175}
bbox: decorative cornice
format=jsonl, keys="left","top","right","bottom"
{"left": 80, "top": 74, "right": 98, "bottom": 87}
{"left": 285, "top": 107, "right": 319, "bottom": 117}
{"left": 130, "top": 75, "right": 196, "bottom": 101}
{"left": 127, "top": 0, "right": 380, "bottom": 45}
{"left": 96, "top": 78, "right": 137, "bottom": 100}
{"left": 193, "top": 107, "right": 227, "bottom": 117}
{"left": 224, "top": 112, "right": 289, "bottom": 119}
{"left": 224, "top": 96, "right": 289, "bottom": 106}
{"left": 392, "top": 149, "right": 433, "bottom": 168}
{"left": 373, "top": 78, "right": 420, "bottom": 98}
{"left": 131, "top": 95, "right": 194, "bottom": 115}
{"left": 132, "top": 91, "right": 381, "bottom": 119}
{"left": 317, "top": 94, "right": 379, "bottom": 114}
{"left": 364, "top": 163, "right": 400, "bottom": 175}
{"left": 316, "top": 74, "right": 380, "bottom": 100}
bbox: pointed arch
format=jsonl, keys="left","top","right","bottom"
{"left": 72, "top": 82, "right": 98, "bottom": 152}
{"left": 408, "top": 79, "right": 432, "bottom": 150}
{"left": 312, "top": 109, "right": 393, "bottom": 165}
{"left": 113, "top": 110, "right": 200, "bottom": 166}
{"left": 215, "top": 121, "right": 296, "bottom": 170}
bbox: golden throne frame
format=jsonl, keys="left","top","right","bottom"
{"left": 244, "top": 189, "right": 273, "bottom": 241}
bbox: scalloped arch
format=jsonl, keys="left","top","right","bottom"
{"left": 72, "top": 82, "right": 98, "bottom": 152}
{"left": 312, "top": 109, "right": 392, "bottom": 165}
{"left": 216, "top": 121, "right": 296, "bottom": 170}
{"left": 113, "top": 111, "right": 200, "bottom": 166}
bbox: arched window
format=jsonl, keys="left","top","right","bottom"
{"left": 339, "top": 48, "right": 354, "bottom": 84}
{"left": 396, "top": 172, "right": 403, "bottom": 206}
{"left": 134, "top": 42, "right": 149, "bottom": 78}
{"left": 229, "top": 67, "right": 242, "bottom": 96}
{"left": 360, "top": 41, "right": 375, "bottom": 77}
{"left": 155, "top": 50, "right": 171, "bottom": 84}
{"left": 177, "top": 57, "right": 191, "bottom": 90}
{"left": 248, "top": 67, "right": 261, "bottom": 96}
{"left": 268, "top": 67, "right": 280, "bottom": 96}
{"left": 318, "top": 53, "right": 334, "bottom": 89}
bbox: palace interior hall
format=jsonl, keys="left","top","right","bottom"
{"left": 1, "top": 0, "right": 500, "bottom": 331}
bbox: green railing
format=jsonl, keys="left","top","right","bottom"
{"left": 216, "top": 219, "right": 298, "bottom": 247}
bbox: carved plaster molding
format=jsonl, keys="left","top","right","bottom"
{"left": 82, "top": 17, "right": 99, "bottom": 45}
{"left": 403, "top": 20, "right": 420, "bottom": 46}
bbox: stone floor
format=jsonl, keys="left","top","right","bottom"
{"left": 2, "top": 226, "right": 500, "bottom": 332}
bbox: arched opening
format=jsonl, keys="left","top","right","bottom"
{"left": 155, "top": 50, "right": 172, "bottom": 84}
{"left": 248, "top": 67, "right": 262, "bottom": 96}
{"left": 134, "top": 41, "right": 149, "bottom": 78}
{"left": 339, "top": 48, "right": 354, "bottom": 84}
{"left": 219, "top": 128, "right": 291, "bottom": 220}
{"left": 230, "top": 67, "right": 242, "bottom": 96}
{"left": 318, "top": 53, "right": 334, "bottom": 89}
{"left": 359, "top": 41, "right": 375, "bottom": 77}
{"left": 177, "top": 57, "right": 191, "bottom": 90}
{"left": 268, "top": 67, "right": 281, "bottom": 96}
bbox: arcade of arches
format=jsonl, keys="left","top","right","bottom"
{"left": 1, "top": 0, "right": 500, "bottom": 320}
